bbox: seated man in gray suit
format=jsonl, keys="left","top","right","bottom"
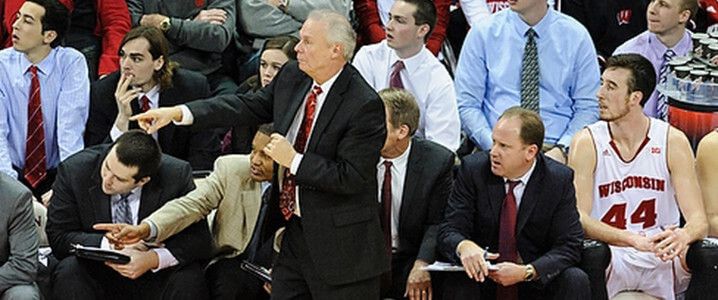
{"left": 95, "top": 124, "right": 276, "bottom": 299}
{"left": 0, "top": 173, "right": 40, "bottom": 299}
{"left": 376, "top": 88, "right": 455, "bottom": 299}
{"left": 47, "top": 130, "right": 212, "bottom": 300}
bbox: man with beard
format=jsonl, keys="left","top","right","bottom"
{"left": 568, "top": 53, "right": 707, "bottom": 299}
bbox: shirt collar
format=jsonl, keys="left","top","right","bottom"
{"left": 114, "top": 186, "right": 142, "bottom": 200}
{"left": 22, "top": 47, "right": 57, "bottom": 76}
{"left": 390, "top": 46, "right": 425, "bottom": 75}
{"left": 139, "top": 85, "right": 160, "bottom": 105}
{"left": 510, "top": 6, "right": 554, "bottom": 40}
{"left": 504, "top": 158, "right": 537, "bottom": 186}
{"left": 648, "top": 29, "right": 692, "bottom": 57}
{"left": 312, "top": 66, "right": 343, "bottom": 93}
{"left": 379, "top": 140, "right": 412, "bottom": 168}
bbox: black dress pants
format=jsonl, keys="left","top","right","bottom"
{"left": 270, "top": 217, "right": 380, "bottom": 300}
{"left": 51, "top": 256, "right": 208, "bottom": 300}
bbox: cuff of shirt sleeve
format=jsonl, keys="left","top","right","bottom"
{"left": 145, "top": 220, "right": 158, "bottom": 242}
{"left": 110, "top": 125, "right": 123, "bottom": 142}
{"left": 100, "top": 237, "right": 112, "bottom": 250}
{"left": 173, "top": 105, "right": 194, "bottom": 125}
{"left": 151, "top": 248, "right": 179, "bottom": 272}
{"left": 290, "top": 153, "right": 303, "bottom": 175}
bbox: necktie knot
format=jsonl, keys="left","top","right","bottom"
{"left": 116, "top": 192, "right": 131, "bottom": 202}
{"left": 28, "top": 65, "right": 38, "bottom": 76}
{"left": 525, "top": 28, "right": 537, "bottom": 39}
{"left": 507, "top": 180, "right": 520, "bottom": 192}
{"left": 139, "top": 95, "right": 151, "bottom": 112}
{"left": 664, "top": 49, "right": 676, "bottom": 60}
{"left": 390, "top": 61, "right": 405, "bottom": 89}
{"left": 383, "top": 160, "right": 393, "bottom": 169}
{"left": 312, "top": 85, "right": 323, "bottom": 96}
{"left": 392, "top": 60, "right": 405, "bottom": 72}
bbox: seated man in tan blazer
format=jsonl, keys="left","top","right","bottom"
{"left": 95, "top": 123, "right": 276, "bottom": 299}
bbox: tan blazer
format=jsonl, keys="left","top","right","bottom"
{"left": 145, "top": 155, "right": 262, "bottom": 258}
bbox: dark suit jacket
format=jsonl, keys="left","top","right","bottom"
{"left": 84, "top": 69, "right": 220, "bottom": 170}
{"left": 186, "top": 61, "right": 389, "bottom": 285}
{"left": 46, "top": 144, "right": 213, "bottom": 265}
{"left": 391, "top": 138, "right": 454, "bottom": 293}
{"left": 439, "top": 152, "right": 583, "bottom": 286}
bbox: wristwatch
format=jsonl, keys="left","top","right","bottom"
{"left": 159, "top": 17, "right": 171, "bottom": 32}
{"left": 523, "top": 264, "right": 536, "bottom": 281}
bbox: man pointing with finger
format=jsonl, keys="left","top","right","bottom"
{"left": 439, "top": 107, "right": 588, "bottom": 299}
{"left": 129, "top": 9, "right": 388, "bottom": 299}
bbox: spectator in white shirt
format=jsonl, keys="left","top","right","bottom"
{"left": 353, "top": 0, "right": 461, "bottom": 152}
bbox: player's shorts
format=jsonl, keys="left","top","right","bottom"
{"left": 606, "top": 246, "right": 690, "bottom": 300}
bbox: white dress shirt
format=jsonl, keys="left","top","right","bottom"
{"left": 111, "top": 85, "right": 160, "bottom": 141}
{"left": 376, "top": 142, "right": 411, "bottom": 250}
{"left": 100, "top": 186, "right": 179, "bottom": 272}
{"left": 503, "top": 159, "right": 537, "bottom": 208}
{"left": 353, "top": 40, "right": 461, "bottom": 151}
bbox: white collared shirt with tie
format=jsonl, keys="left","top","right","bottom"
{"left": 376, "top": 142, "right": 412, "bottom": 250}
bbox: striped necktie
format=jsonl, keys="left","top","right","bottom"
{"left": 24, "top": 65, "right": 47, "bottom": 188}
{"left": 656, "top": 49, "right": 675, "bottom": 121}
{"left": 520, "top": 28, "right": 540, "bottom": 112}
{"left": 112, "top": 193, "right": 133, "bottom": 225}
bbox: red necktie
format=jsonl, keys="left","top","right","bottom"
{"left": 139, "top": 95, "right": 151, "bottom": 112}
{"left": 24, "top": 66, "right": 46, "bottom": 188}
{"left": 279, "top": 85, "right": 323, "bottom": 220}
{"left": 380, "top": 160, "right": 393, "bottom": 256}
{"left": 497, "top": 180, "right": 520, "bottom": 300}
{"left": 389, "top": 60, "right": 404, "bottom": 89}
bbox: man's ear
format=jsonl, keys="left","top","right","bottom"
{"left": 630, "top": 90, "right": 644, "bottom": 106}
{"left": 398, "top": 124, "right": 411, "bottom": 140}
{"left": 153, "top": 55, "right": 165, "bottom": 71}
{"left": 42, "top": 30, "right": 57, "bottom": 45}
{"left": 678, "top": 9, "right": 691, "bottom": 25}
{"left": 417, "top": 24, "right": 430, "bottom": 40}
{"left": 135, "top": 176, "right": 151, "bottom": 187}
{"left": 331, "top": 43, "right": 343, "bottom": 59}
{"left": 526, "top": 144, "right": 539, "bottom": 161}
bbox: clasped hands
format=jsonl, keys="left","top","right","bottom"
{"left": 457, "top": 240, "right": 527, "bottom": 286}
{"left": 630, "top": 225, "right": 691, "bottom": 261}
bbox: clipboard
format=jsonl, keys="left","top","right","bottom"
{"left": 71, "top": 244, "right": 131, "bottom": 265}
{"left": 240, "top": 260, "right": 272, "bottom": 283}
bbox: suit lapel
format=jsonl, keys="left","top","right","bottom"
{"left": 138, "top": 181, "right": 162, "bottom": 220}
{"left": 156, "top": 89, "right": 176, "bottom": 149}
{"left": 487, "top": 172, "right": 506, "bottom": 222}
{"left": 129, "top": 97, "right": 142, "bottom": 130}
{"left": 398, "top": 142, "right": 422, "bottom": 233}
{"left": 90, "top": 161, "right": 112, "bottom": 223}
{"left": 276, "top": 79, "right": 312, "bottom": 135}
{"left": 516, "top": 157, "right": 545, "bottom": 234}
{"left": 306, "top": 68, "right": 351, "bottom": 152}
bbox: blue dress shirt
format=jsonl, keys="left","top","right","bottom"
{"left": 0, "top": 47, "right": 89, "bottom": 178}
{"left": 456, "top": 8, "right": 600, "bottom": 150}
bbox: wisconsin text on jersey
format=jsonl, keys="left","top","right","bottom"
{"left": 598, "top": 176, "right": 666, "bottom": 198}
